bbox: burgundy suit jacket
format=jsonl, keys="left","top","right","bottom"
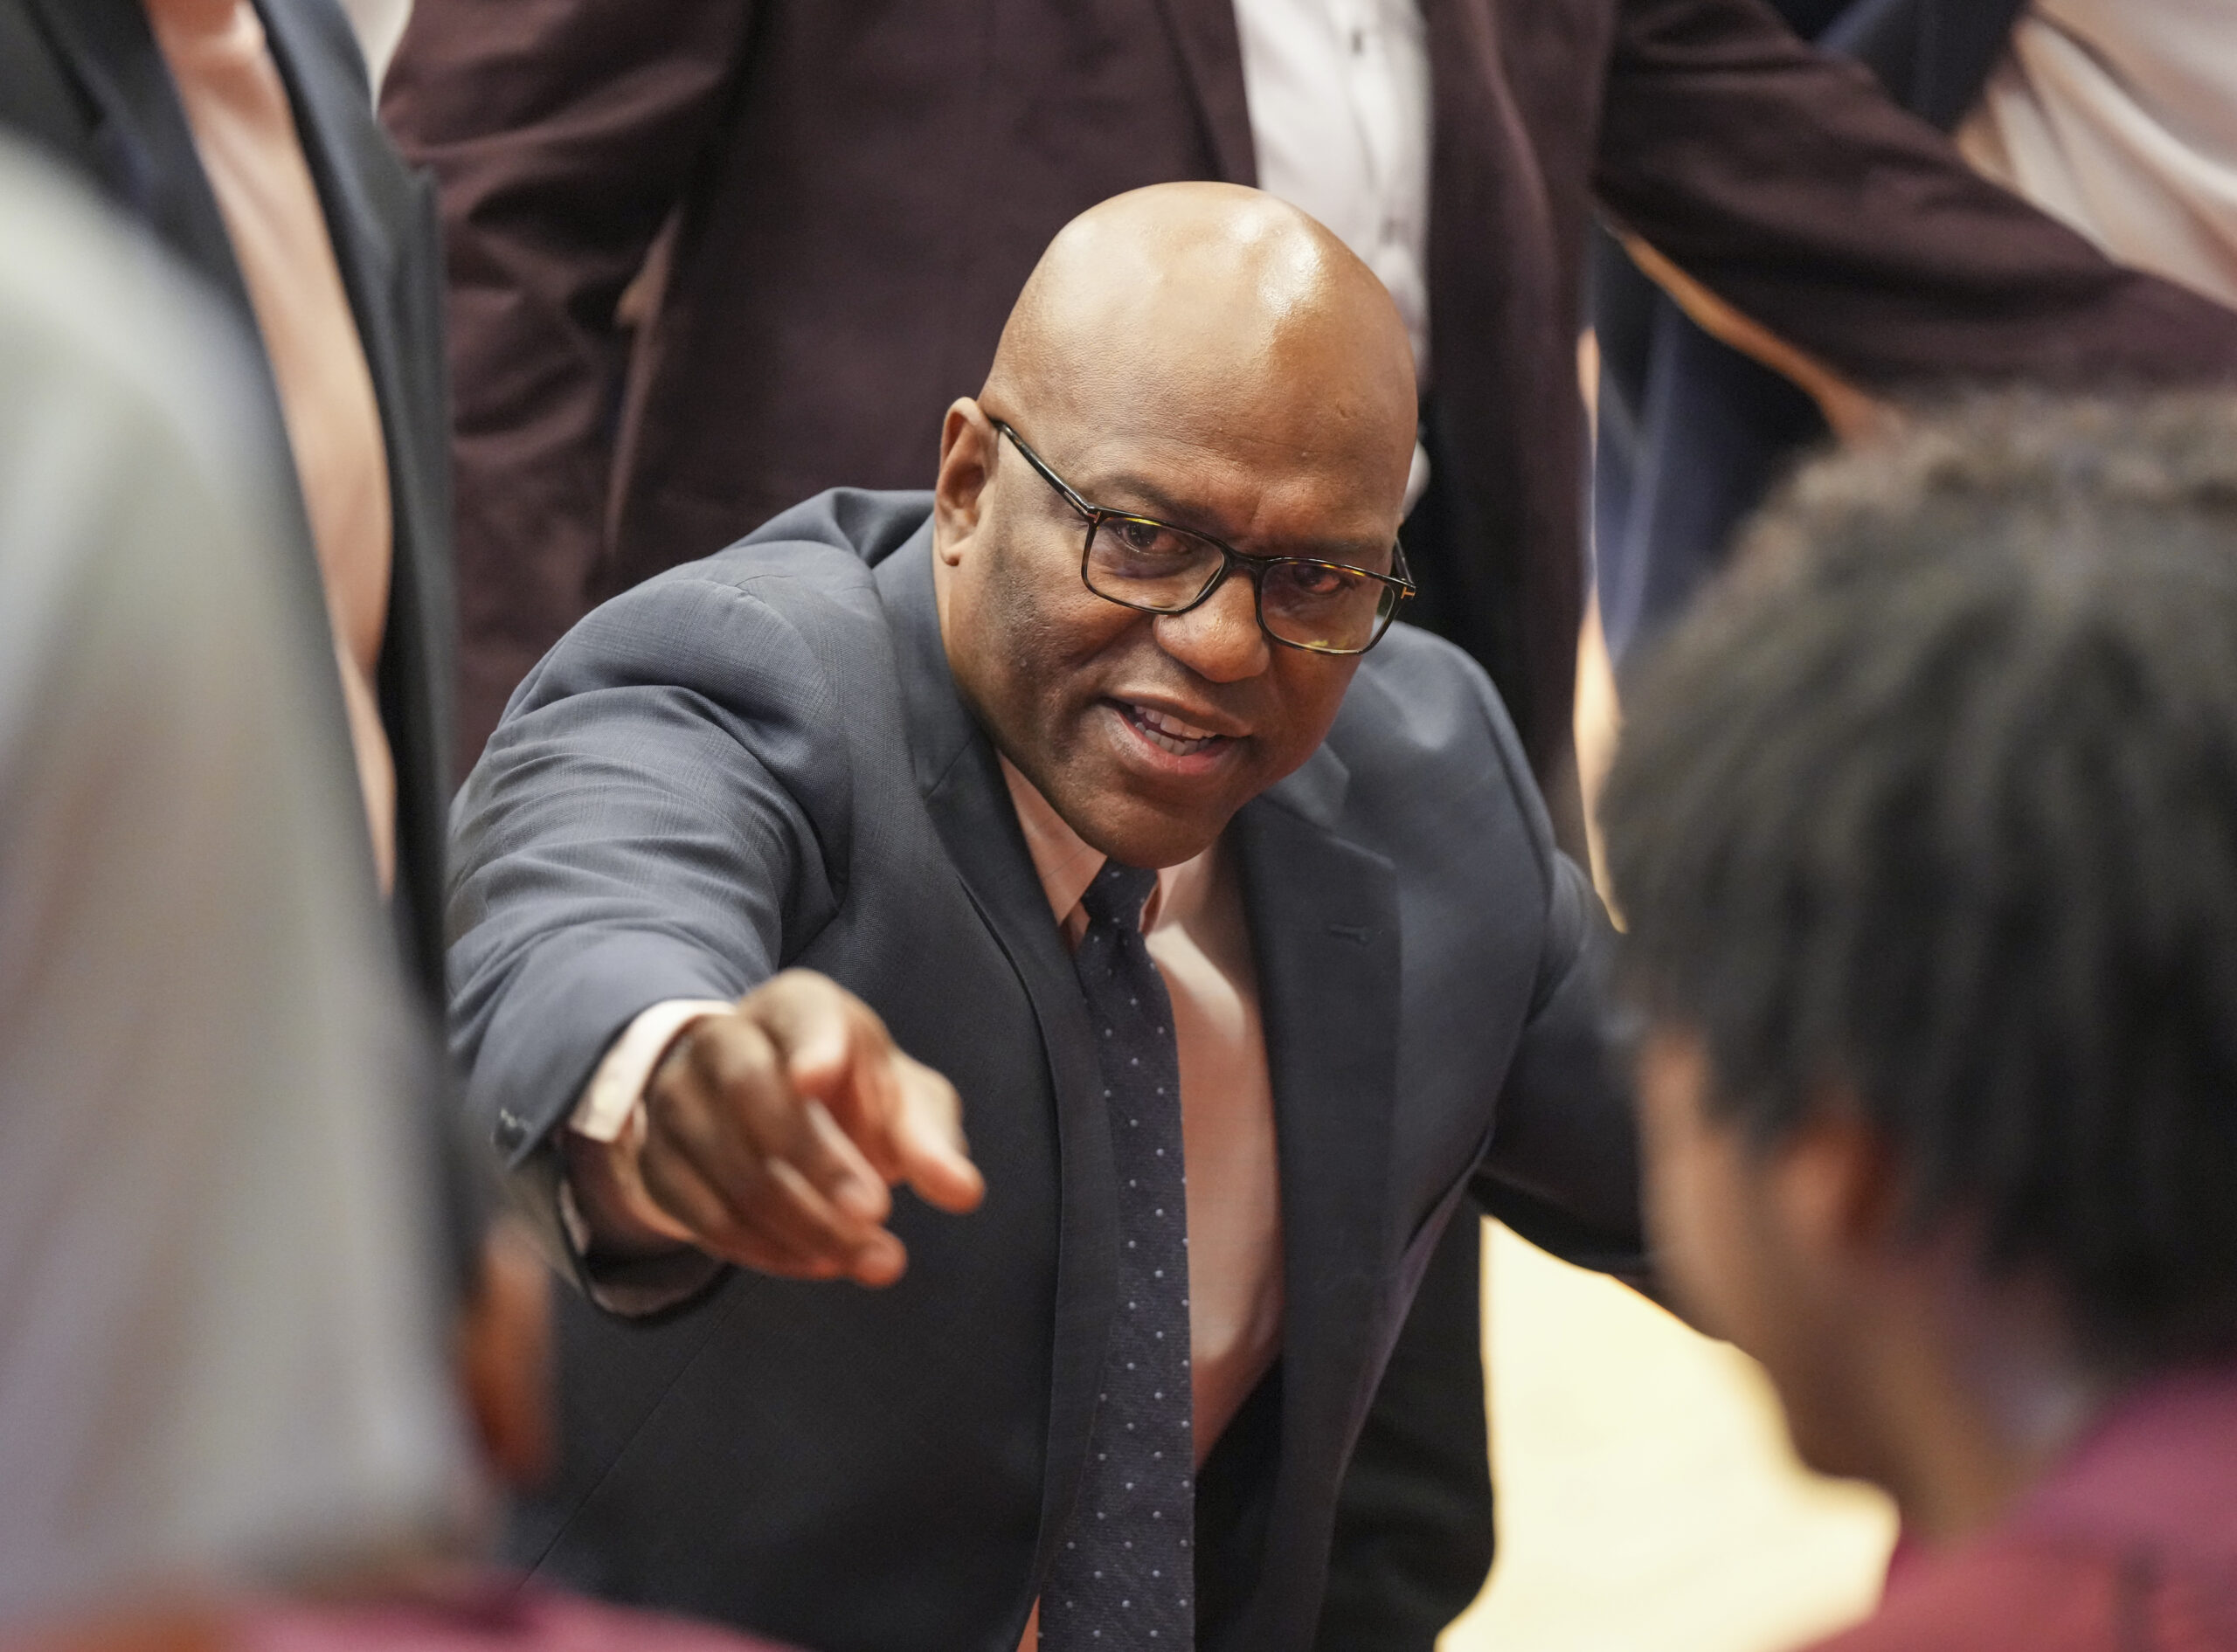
{"left": 382, "top": 0, "right": 2237, "bottom": 785}
{"left": 1811, "top": 1364, "right": 2237, "bottom": 1652}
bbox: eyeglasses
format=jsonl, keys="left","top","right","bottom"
{"left": 994, "top": 421, "right": 1415, "bottom": 656}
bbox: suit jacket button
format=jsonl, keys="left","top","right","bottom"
{"left": 495, "top": 1109, "right": 528, "bottom": 1150}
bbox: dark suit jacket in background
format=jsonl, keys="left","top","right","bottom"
{"left": 1591, "top": 0, "right": 2036, "bottom": 665}
{"left": 0, "top": 0, "right": 480, "bottom": 1294}
{"left": 385, "top": 0, "right": 2237, "bottom": 800}
{"left": 446, "top": 489, "right": 1645, "bottom": 1652}
{"left": 0, "top": 0, "right": 455, "bottom": 1011}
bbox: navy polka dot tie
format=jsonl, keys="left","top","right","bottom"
{"left": 1042, "top": 860, "right": 1195, "bottom": 1649}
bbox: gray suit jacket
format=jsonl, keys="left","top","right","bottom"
{"left": 448, "top": 489, "right": 1643, "bottom": 1652}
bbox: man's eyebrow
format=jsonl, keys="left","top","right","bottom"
{"left": 1084, "top": 472, "right": 1390, "bottom": 563}
{"left": 1082, "top": 470, "right": 1203, "bottom": 526}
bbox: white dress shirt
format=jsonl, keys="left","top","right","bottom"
{"left": 339, "top": 0, "right": 412, "bottom": 91}
{"left": 1236, "top": 0, "right": 1435, "bottom": 383}
{"left": 149, "top": 0, "right": 399, "bottom": 893}
{"left": 1957, "top": 0, "right": 2237, "bottom": 308}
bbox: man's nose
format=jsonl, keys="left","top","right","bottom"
{"left": 1153, "top": 569, "right": 1271, "bottom": 682}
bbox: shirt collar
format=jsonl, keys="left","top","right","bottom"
{"left": 998, "top": 756, "right": 1219, "bottom": 939}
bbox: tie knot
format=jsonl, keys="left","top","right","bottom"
{"left": 1081, "top": 860, "right": 1157, "bottom": 934}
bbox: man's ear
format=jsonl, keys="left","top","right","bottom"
{"left": 1770, "top": 1096, "right": 1904, "bottom": 1271}
{"left": 933, "top": 398, "right": 997, "bottom": 565}
{"left": 456, "top": 1220, "right": 554, "bottom": 1491}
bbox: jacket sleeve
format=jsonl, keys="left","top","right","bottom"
{"left": 1470, "top": 849, "right": 1650, "bottom": 1277}
{"left": 1315, "top": 1219, "right": 1495, "bottom": 1652}
{"left": 445, "top": 567, "right": 848, "bottom": 1278}
{"left": 1595, "top": 0, "right": 2237, "bottom": 392}
{"left": 379, "top": 1, "right": 758, "bottom": 763}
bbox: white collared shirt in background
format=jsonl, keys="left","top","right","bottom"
{"left": 339, "top": 0, "right": 412, "bottom": 93}
{"left": 1236, "top": 0, "right": 1435, "bottom": 384}
{"left": 1957, "top": 0, "right": 2237, "bottom": 309}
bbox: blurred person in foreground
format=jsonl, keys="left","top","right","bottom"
{"left": 0, "top": 0, "right": 455, "bottom": 1019}
{"left": 1601, "top": 395, "right": 2237, "bottom": 1652}
{"left": 0, "top": 136, "right": 799, "bottom": 1652}
{"left": 447, "top": 182, "right": 1645, "bottom": 1652}
{"left": 0, "top": 128, "right": 462, "bottom": 1633}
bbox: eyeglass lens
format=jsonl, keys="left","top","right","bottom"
{"left": 1084, "top": 517, "right": 1398, "bottom": 653}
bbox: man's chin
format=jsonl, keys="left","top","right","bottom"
{"left": 1060, "top": 785, "right": 1229, "bottom": 872}
{"left": 1032, "top": 723, "right": 1243, "bottom": 867}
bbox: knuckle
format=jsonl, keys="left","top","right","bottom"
{"left": 706, "top": 1037, "right": 788, "bottom": 1120}
{"left": 683, "top": 1018, "right": 742, "bottom": 1086}
{"left": 644, "top": 1054, "right": 699, "bottom": 1123}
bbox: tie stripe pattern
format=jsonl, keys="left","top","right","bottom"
{"left": 1041, "top": 861, "right": 1195, "bottom": 1649}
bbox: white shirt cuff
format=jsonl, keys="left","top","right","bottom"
{"left": 569, "top": 998, "right": 736, "bottom": 1143}
{"left": 558, "top": 999, "right": 735, "bottom": 1300}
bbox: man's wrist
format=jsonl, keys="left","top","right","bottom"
{"left": 560, "top": 999, "right": 733, "bottom": 1257}
{"left": 560, "top": 1126, "right": 695, "bottom": 1259}
{"left": 571, "top": 999, "right": 735, "bottom": 1143}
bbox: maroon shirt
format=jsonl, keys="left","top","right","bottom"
{"left": 1811, "top": 1364, "right": 2237, "bottom": 1652}
{"left": 227, "top": 1581, "right": 802, "bottom": 1652}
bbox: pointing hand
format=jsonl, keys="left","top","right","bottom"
{"left": 630, "top": 971, "right": 984, "bottom": 1286}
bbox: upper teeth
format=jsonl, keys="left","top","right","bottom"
{"left": 1136, "top": 705, "right": 1215, "bottom": 741}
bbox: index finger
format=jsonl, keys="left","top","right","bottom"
{"left": 743, "top": 971, "right": 981, "bottom": 1208}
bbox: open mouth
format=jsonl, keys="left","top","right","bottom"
{"left": 1118, "top": 700, "right": 1230, "bottom": 758}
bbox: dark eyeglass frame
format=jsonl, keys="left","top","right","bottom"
{"left": 993, "top": 419, "right": 1416, "bottom": 657}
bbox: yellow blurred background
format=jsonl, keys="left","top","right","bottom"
{"left": 1441, "top": 1223, "right": 1894, "bottom": 1652}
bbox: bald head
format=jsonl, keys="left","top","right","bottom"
{"left": 932, "top": 183, "right": 1423, "bottom": 871}
{"left": 983, "top": 183, "right": 1418, "bottom": 507}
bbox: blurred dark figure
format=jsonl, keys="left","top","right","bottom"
{"left": 1593, "top": 0, "right": 2237, "bottom": 664}
{"left": 0, "top": 0, "right": 454, "bottom": 1015}
{"left": 0, "top": 136, "right": 805, "bottom": 1652}
{"left": 1603, "top": 394, "right": 2237, "bottom": 1652}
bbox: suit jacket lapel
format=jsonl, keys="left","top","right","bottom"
{"left": 22, "top": 0, "right": 253, "bottom": 318}
{"left": 1, "top": 0, "right": 106, "bottom": 175}
{"left": 257, "top": 0, "right": 457, "bottom": 990}
{"left": 1146, "top": 0, "right": 1257, "bottom": 184}
{"left": 1233, "top": 748, "right": 1403, "bottom": 1607}
{"left": 874, "top": 533, "right": 1122, "bottom": 1594}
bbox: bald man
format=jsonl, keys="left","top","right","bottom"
{"left": 449, "top": 184, "right": 1642, "bottom": 1652}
